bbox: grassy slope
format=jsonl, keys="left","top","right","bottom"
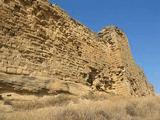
{"left": 0, "top": 95, "right": 160, "bottom": 120}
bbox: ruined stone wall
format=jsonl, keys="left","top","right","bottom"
{"left": 0, "top": 0, "right": 110, "bottom": 94}
{"left": 0, "top": 0, "right": 154, "bottom": 96}
{"left": 98, "top": 26, "right": 154, "bottom": 96}
{"left": 0, "top": 0, "right": 108, "bottom": 78}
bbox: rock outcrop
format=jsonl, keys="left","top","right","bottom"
{"left": 0, "top": 0, "right": 154, "bottom": 97}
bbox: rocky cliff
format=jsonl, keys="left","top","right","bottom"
{"left": 0, "top": 0, "right": 154, "bottom": 97}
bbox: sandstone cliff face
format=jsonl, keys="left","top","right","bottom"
{"left": 0, "top": 0, "right": 154, "bottom": 97}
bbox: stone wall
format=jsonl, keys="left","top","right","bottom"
{"left": 98, "top": 26, "right": 154, "bottom": 96}
{"left": 0, "top": 0, "right": 154, "bottom": 96}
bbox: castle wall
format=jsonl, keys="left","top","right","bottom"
{"left": 0, "top": 0, "right": 154, "bottom": 96}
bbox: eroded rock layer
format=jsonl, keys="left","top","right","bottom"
{"left": 0, "top": 0, "right": 154, "bottom": 97}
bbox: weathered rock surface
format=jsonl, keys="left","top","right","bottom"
{"left": 0, "top": 0, "right": 154, "bottom": 97}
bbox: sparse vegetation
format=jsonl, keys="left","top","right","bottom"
{"left": 0, "top": 96, "right": 160, "bottom": 120}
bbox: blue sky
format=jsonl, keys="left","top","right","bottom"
{"left": 49, "top": 0, "right": 160, "bottom": 94}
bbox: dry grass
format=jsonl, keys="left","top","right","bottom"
{"left": 0, "top": 96, "right": 160, "bottom": 120}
